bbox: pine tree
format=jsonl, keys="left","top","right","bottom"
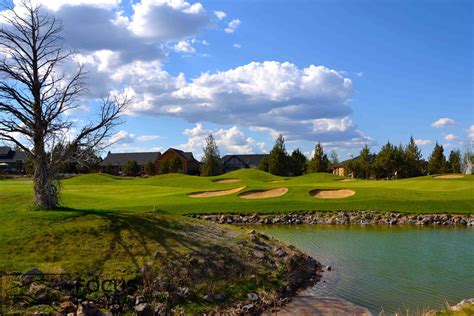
{"left": 268, "top": 134, "right": 289, "bottom": 176}
{"left": 428, "top": 142, "right": 447, "bottom": 174}
{"left": 404, "top": 136, "right": 423, "bottom": 177}
{"left": 374, "top": 142, "right": 395, "bottom": 179}
{"left": 200, "top": 134, "right": 222, "bottom": 176}
{"left": 258, "top": 156, "right": 270, "bottom": 172}
{"left": 308, "top": 142, "right": 329, "bottom": 173}
{"left": 359, "top": 144, "right": 372, "bottom": 179}
{"left": 124, "top": 160, "right": 139, "bottom": 176}
{"left": 448, "top": 150, "right": 461, "bottom": 173}
{"left": 290, "top": 149, "right": 308, "bottom": 176}
{"left": 170, "top": 156, "right": 183, "bottom": 173}
{"left": 144, "top": 161, "right": 156, "bottom": 175}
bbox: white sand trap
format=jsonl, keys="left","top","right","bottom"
{"left": 338, "top": 178, "right": 355, "bottom": 182}
{"left": 267, "top": 179, "right": 287, "bottom": 183}
{"left": 434, "top": 174, "right": 464, "bottom": 179}
{"left": 310, "top": 189, "right": 355, "bottom": 199}
{"left": 213, "top": 178, "right": 240, "bottom": 183}
{"left": 239, "top": 187, "right": 288, "bottom": 199}
{"left": 188, "top": 186, "right": 246, "bottom": 198}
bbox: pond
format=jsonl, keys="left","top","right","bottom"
{"left": 256, "top": 225, "right": 474, "bottom": 314}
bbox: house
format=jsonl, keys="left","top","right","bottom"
{"left": 0, "top": 146, "right": 27, "bottom": 174}
{"left": 100, "top": 151, "right": 161, "bottom": 175}
{"left": 221, "top": 154, "right": 269, "bottom": 173}
{"left": 330, "top": 163, "right": 346, "bottom": 177}
{"left": 156, "top": 148, "right": 200, "bottom": 175}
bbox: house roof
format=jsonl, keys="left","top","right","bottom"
{"left": 161, "top": 148, "right": 199, "bottom": 163}
{"left": 100, "top": 151, "right": 161, "bottom": 166}
{"left": 0, "top": 146, "right": 12, "bottom": 157}
{"left": 222, "top": 154, "right": 268, "bottom": 167}
{"left": 0, "top": 146, "right": 27, "bottom": 162}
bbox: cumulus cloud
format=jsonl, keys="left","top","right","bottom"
{"left": 109, "top": 130, "right": 160, "bottom": 145}
{"left": 468, "top": 125, "right": 474, "bottom": 140}
{"left": 225, "top": 19, "right": 241, "bottom": 33}
{"left": 431, "top": 117, "right": 455, "bottom": 128}
{"left": 178, "top": 124, "right": 266, "bottom": 157}
{"left": 173, "top": 40, "right": 196, "bottom": 53}
{"left": 414, "top": 139, "right": 432, "bottom": 146}
{"left": 124, "top": 61, "right": 368, "bottom": 145}
{"left": 128, "top": 0, "right": 209, "bottom": 40}
{"left": 444, "top": 134, "right": 457, "bottom": 141}
{"left": 214, "top": 10, "right": 226, "bottom": 20}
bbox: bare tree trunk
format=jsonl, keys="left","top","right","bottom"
{"left": 33, "top": 148, "right": 58, "bottom": 209}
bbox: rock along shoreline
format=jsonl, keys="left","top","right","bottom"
{"left": 189, "top": 211, "right": 474, "bottom": 226}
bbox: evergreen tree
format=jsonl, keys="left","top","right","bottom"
{"left": 359, "top": 144, "right": 372, "bottom": 179}
{"left": 428, "top": 142, "right": 447, "bottom": 174}
{"left": 170, "top": 156, "right": 184, "bottom": 173}
{"left": 290, "top": 149, "right": 308, "bottom": 176}
{"left": 373, "top": 142, "right": 395, "bottom": 179}
{"left": 124, "top": 160, "right": 139, "bottom": 176}
{"left": 344, "top": 156, "right": 361, "bottom": 178}
{"left": 448, "top": 150, "right": 461, "bottom": 173}
{"left": 268, "top": 134, "right": 289, "bottom": 176}
{"left": 200, "top": 134, "right": 222, "bottom": 176}
{"left": 393, "top": 144, "right": 406, "bottom": 179}
{"left": 160, "top": 159, "right": 171, "bottom": 174}
{"left": 404, "top": 136, "right": 424, "bottom": 177}
{"left": 144, "top": 161, "right": 156, "bottom": 175}
{"left": 308, "top": 142, "right": 329, "bottom": 173}
{"left": 258, "top": 156, "right": 270, "bottom": 172}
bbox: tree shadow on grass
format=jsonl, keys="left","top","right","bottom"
{"left": 43, "top": 207, "right": 208, "bottom": 275}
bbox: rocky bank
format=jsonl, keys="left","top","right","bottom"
{"left": 189, "top": 211, "right": 474, "bottom": 226}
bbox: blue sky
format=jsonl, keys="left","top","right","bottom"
{"left": 5, "top": 0, "right": 472, "bottom": 160}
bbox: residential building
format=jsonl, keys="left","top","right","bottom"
{"left": 0, "top": 146, "right": 27, "bottom": 174}
{"left": 221, "top": 154, "right": 268, "bottom": 173}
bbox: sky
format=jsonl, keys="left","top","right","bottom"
{"left": 3, "top": 0, "right": 473, "bottom": 160}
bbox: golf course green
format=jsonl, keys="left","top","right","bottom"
{"left": 0, "top": 169, "right": 473, "bottom": 313}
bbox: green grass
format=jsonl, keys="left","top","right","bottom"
{"left": 1, "top": 169, "right": 473, "bottom": 215}
{"left": 0, "top": 169, "right": 472, "bottom": 312}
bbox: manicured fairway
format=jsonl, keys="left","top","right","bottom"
{"left": 1, "top": 169, "right": 473, "bottom": 215}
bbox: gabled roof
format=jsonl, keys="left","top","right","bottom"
{"left": 161, "top": 148, "right": 199, "bottom": 163}
{"left": 100, "top": 151, "right": 161, "bottom": 166}
{"left": 0, "top": 146, "right": 27, "bottom": 162}
{"left": 0, "top": 146, "right": 12, "bottom": 157}
{"left": 222, "top": 154, "right": 268, "bottom": 167}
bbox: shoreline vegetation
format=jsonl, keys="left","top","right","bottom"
{"left": 190, "top": 211, "right": 474, "bottom": 226}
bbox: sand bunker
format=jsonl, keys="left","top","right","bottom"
{"left": 310, "top": 189, "right": 355, "bottom": 199}
{"left": 213, "top": 178, "right": 240, "bottom": 183}
{"left": 338, "top": 178, "right": 355, "bottom": 182}
{"left": 267, "top": 179, "right": 287, "bottom": 183}
{"left": 434, "top": 174, "right": 464, "bottom": 179}
{"left": 188, "top": 186, "right": 246, "bottom": 198}
{"left": 239, "top": 187, "right": 288, "bottom": 199}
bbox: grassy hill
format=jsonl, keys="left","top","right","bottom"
{"left": 2, "top": 169, "right": 472, "bottom": 215}
{"left": 0, "top": 170, "right": 472, "bottom": 313}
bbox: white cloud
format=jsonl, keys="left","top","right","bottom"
{"left": 444, "top": 133, "right": 457, "bottom": 141}
{"left": 225, "top": 19, "right": 240, "bottom": 33}
{"left": 125, "top": 61, "right": 366, "bottom": 144}
{"left": 128, "top": 0, "right": 209, "bottom": 40}
{"left": 173, "top": 40, "right": 196, "bottom": 53}
{"left": 233, "top": 43, "right": 241, "bottom": 48}
{"left": 431, "top": 117, "right": 455, "bottom": 128}
{"left": 414, "top": 139, "right": 432, "bottom": 146}
{"left": 214, "top": 10, "right": 226, "bottom": 20}
{"left": 468, "top": 125, "right": 474, "bottom": 140}
{"left": 109, "top": 130, "right": 160, "bottom": 145}
{"left": 178, "top": 124, "right": 265, "bottom": 158}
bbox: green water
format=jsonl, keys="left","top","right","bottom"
{"left": 256, "top": 225, "right": 474, "bottom": 314}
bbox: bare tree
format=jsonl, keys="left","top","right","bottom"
{"left": 0, "top": 2, "right": 125, "bottom": 209}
